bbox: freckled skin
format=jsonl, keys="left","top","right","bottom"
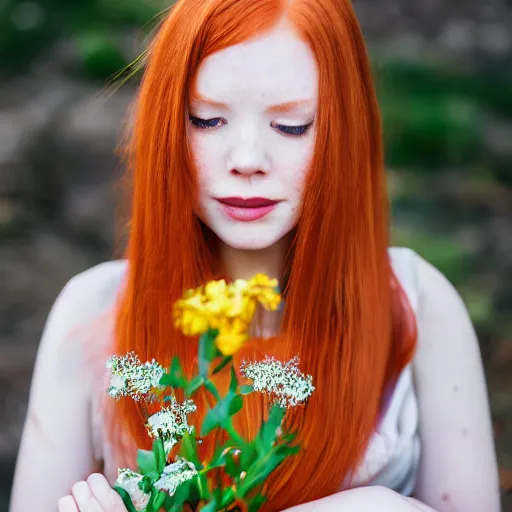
{"left": 188, "top": 24, "right": 319, "bottom": 251}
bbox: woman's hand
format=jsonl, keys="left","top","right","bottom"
{"left": 58, "top": 473, "right": 127, "bottom": 511}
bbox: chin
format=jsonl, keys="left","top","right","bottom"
{"left": 218, "top": 231, "right": 283, "bottom": 251}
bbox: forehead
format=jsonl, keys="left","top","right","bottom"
{"left": 192, "top": 25, "right": 318, "bottom": 106}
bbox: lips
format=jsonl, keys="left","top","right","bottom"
{"left": 216, "top": 197, "right": 279, "bottom": 208}
{"left": 215, "top": 197, "right": 281, "bottom": 222}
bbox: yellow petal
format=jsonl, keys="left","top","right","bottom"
{"left": 255, "top": 290, "right": 281, "bottom": 311}
{"left": 230, "top": 280, "right": 249, "bottom": 294}
{"left": 205, "top": 280, "right": 227, "bottom": 300}
{"left": 248, "top": 274, "right": 278, "bottom": 289}
{"left": 216, "top": 331, "right": 248, "bottom": 356}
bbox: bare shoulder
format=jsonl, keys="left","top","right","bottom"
{"left": 64, "top": 260, "right": 128, "bottom": 320}
{"left": 36, "top": 259, "right": 128, "bottom": 373}
{"left": 9, "top": 259, "right": 127, "bottom": 511}
{"left": 408, "top": 251, "right": 501, "bottom": 512}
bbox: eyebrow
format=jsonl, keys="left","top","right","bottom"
{"left": 190, "top": 93, "right": 314, "bottom": 113}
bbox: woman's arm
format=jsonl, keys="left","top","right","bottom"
{"left": 410, "top": 253, "right": 501, "bottom": 511}
{"left": 283, "top": 251, "right": 501, "bottom": 512}
{"left": 283, "top": 486, "right": 438, "bottom": 512}
{"left": 9, "top": 273, "right": 123, "bottom": 511}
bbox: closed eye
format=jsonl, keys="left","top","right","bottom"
{"left": 188, "top": 115, "right": 314, "bottom": 137}
{"left": 273, "top": 121, "right": 314, "bottom": 136}
{"left": 189, "top": 116, "right": 225, "bottom": 129}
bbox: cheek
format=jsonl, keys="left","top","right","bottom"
{"left": 280, "top": 143, "right": 313, "bottom": 199}
{"left": 189, "top": 134, "right": 220, "bottom": 188}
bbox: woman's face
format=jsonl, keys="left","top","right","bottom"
{"left": 187, "top": 23, "right": 318, "bottom": 250}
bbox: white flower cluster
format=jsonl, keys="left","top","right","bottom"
{"left": 146, "top": 395, "right": 197, "bottom": 452}
{"left": 115, "top": 459, "right": 198, "bottom": 508}
{"left": 154, "top": 457, "right": 198, "bottom": 496}
{"left": 106, "top": 352, "right": 164, "bottom": 401}
{"left": 240, "top": 355, "right": 315, "bottom": 408}
{"left": 115, "top": 468, "right": 151, "bottom": 511}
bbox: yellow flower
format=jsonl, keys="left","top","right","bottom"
{"left": 248, "top": 274, "right": 278, "bottom": 289}
{"left": 246, "top": 275, "right": 281, "bottom": 311}
{"left": 216, "top": 331, "right": 247, "bottom": 356}
{"left": 174, "top": 308, "right": 209, "bottom": 336}
{"left": 173, "top": 274, "right": 281, "bottom": 339}
{"left": 224, "top": 285, "right": 256, "bottom": 322}
{"left": 204, "top": 279, "right": 228, "bottom": 302}
{"left": 253, "top": 288, "right": 281, "bottom": 311}
{"left": 173, "top": 294, "right": 210, "bottom": 335}
{"left": 215, "top": 317, "right": 249, "bottom": 356}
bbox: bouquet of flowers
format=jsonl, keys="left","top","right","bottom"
{"left": 106, "top": 275, "right": 315, "bottom": 512}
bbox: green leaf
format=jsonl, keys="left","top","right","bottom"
{"left": 240, "top": 443, "right": 257, "bottom": 470}
{"left": 204, "top": 379, "right": 221, "bottom": 401}
{"left": 229, "top": 365, "right": 238, "bottom": 393}
{"left": 213, "top": 482, "right": 223, "bottom": 503}
{"left": 185, "top": 375, "right": 204, "bottom": 397}
{"left": 166, "top": 479, "right": 195, "bottom": 512}
{"left": 248, "top": 494, "right": 267, "bottom": 512}
{"left": 160, "top": 357, "right": 187, "bottom": 388}
{"left": 201, "top": 390, "right": 241, "bottom": 436}
{"left": 201, "top": 405, "right": 222, "bottom": 436}
{"left": 212, "top": 355, "right": 232, "bottom": 375}
{"left": 238, "top": 451, "right": 287, "bottom": 497}
{"left": 198, "top": 329, "right": 218, "bottom": 377}
{"left": 257, "top": 405, "right": 285, "bottom": 454}
{"left": 220, "top": 488, "right": 236, "bottom": 508}
{"left": 179, "top": 430, "right": 201, "bottom": 466}
{"left": 277, "top": 444, "right": 301, "bottom": 457}
{"left": 140, "top": 475, "right": 154, "bottom": 494}
{"left": 197, "top": 472, "right": 211, "bottom": 501}
{"left": 240, "top": 385, "right": 253, "bottom": 395}
{"left": 113, "top": 486, "right": 138, "bottom": 512}
{"left": 158, "top": 373, "right": 175, "bottom": 387}
{"left": 199, "top": 499, "right": 217, "bottom": 512}
{"left": 225, "top": 451, "right": 240, "bottom": 477}
{"left": 280, "top": 431, "right": 298, "bottom": 444}
{"left": 228, "top": 394, "right": 243, "bottom": 417}
{"left": 153, "top": 438, "right": 166, "bottom": 474}
{"left": 137, "top": 449, "right": 158, "bottom": 476}
{"left": 207, "top": 441, "right": 235, "bottom": 470}
{"left": 149, "top": 489, "right": 167, "bottom": 511}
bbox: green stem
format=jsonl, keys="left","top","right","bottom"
{"left": 212, "top": 356, "right": 232, "bottom": 375}
{"left": 204, "top": 379, "right": 221, "bottom": 402}
{"left": 225, "top": 420, "right": 245, "bottom": 446}
{"left": 220, "top": 488, "right": 236, "bottom": 508}
{"left": 196, "top": 474, "right": 209, "bottom": 500}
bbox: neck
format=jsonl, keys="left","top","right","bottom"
{"left": 219, "top": 236, "right": 291, "bottom": 283}
{"left": 218, "top": 235, "right": 291, "bottom": 338}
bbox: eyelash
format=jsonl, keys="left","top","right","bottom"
{"left": 188, "top": 115, "right": 314, "bottom": 137}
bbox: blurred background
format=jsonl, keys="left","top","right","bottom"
{"left": 0, "top": 0, "right": 511, "bottom": 509}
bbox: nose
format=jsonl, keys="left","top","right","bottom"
{"left": 227, "top": 123, "right": 270, "bottom": 177}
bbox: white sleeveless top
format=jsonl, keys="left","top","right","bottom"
{"left": 81, "top": 246, "right": 420, "bottom": 496}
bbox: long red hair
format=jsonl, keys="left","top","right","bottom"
{"left": 106, "top": 0, "right": 417, "bottom": 509}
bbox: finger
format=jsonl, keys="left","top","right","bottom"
{"left": 58, "top": 495, "right": 79, "bottom": 512}
{"left": 87, "top": 473, "right": 126, "bottom": 511}
{"left": 71, "top": 480, "right": 103, "bottom": 512}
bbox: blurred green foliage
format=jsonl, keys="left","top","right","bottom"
{"left": 0, "top": 0, "right": 163, "bottom": 74}
{"left": 376, "top": 59, "right": 512, "bottom": 185}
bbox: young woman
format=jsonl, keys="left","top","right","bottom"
{"left": 9, "top": 0, "right": 501, "bottom": 511}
